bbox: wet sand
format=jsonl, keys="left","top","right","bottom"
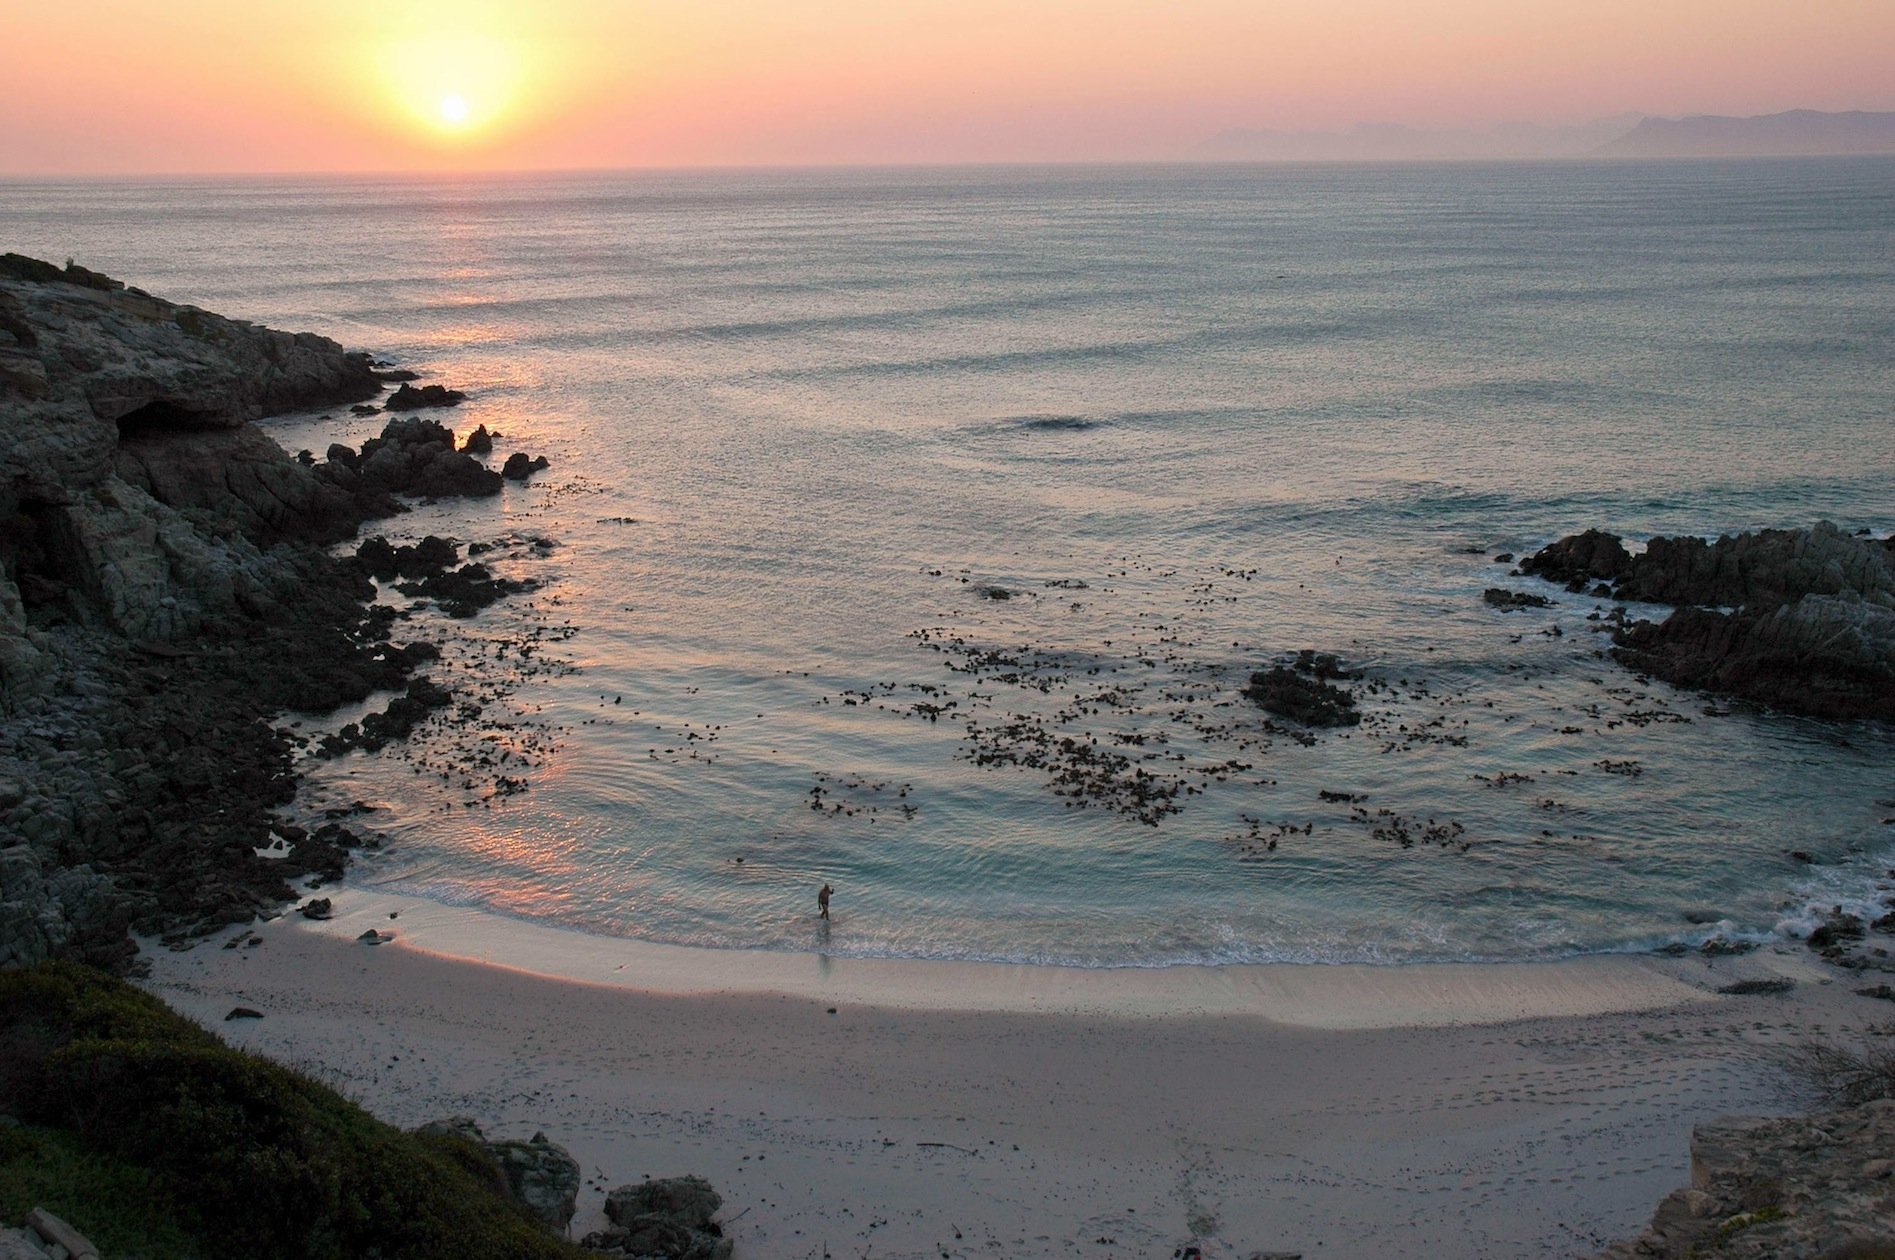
{"left": 141, "top": 890, "right": 1871, "bottom": 1260}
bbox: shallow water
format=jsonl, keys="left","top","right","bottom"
{"left": 8, "top": 160, "right": 1894, "bottom": 965}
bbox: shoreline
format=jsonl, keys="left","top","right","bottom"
{"left": 276, "top": 884, "right": 1741, "bottom": 1028}
{"left": 140, "top": 887, "right": 1875, "bottom": 1259}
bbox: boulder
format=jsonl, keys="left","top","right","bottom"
{"left": 604, "top": 1176, "right": 723, "bottom": 1230}
{"left": 489, "top": 1132, "right": 582, "bottom": 1234}
{"left": 501, "top": 452, "right": 550, "bottom": 482}
{"left": 462, "top": 424, "right": 493, "bottom": 454}
{"left": 589, "top": 1176, "right": 732, "bottom": 1260}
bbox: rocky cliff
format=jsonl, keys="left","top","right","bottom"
{"left": 0, "top": 254, "right": 522, "bottom": 970}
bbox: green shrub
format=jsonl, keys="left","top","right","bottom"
{"left": 0, "top": 963, "right": 580, "bottom": 1260}
{"left": 0, "top": 1123, "right": 202, "bottom": 1259}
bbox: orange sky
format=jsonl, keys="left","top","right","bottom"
{"left": 2, "top": 0, "right": 1892, "bottom": 173}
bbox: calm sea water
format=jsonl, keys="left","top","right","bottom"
{"left": 7, "top": 160, "right": 1894, "bottom": 965}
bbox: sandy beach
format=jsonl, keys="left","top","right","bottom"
{"left": 138, "top": 890, "right": 1874, "bottom": 1260}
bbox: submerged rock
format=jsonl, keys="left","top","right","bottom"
{"left": 1246, "top": 666, "right": 1360, "bottom": 728}
{"left": 1483, "top": 587, "right": 1555, "bottom": 611}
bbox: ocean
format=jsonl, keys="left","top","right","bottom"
{"left": 6, "top": 159, "right": 1893, "bottom": 966}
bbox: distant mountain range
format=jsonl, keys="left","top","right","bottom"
{"left": 1201, "top": 110, "right": 1895, "bottom": 162}
{"left": 1594, "top": 110, "right": 1895, "bottom": 158}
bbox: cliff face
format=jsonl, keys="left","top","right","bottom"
{"left": 0, "top": 253, "right": 382, "bottom": 670}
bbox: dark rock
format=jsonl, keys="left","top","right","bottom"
{"left": 1484, "top": 587, "right": 1555, "bottom": 611}
{"left": 396, "top": 563, "right": 533, "bottom": 619}
{"left": 1522, "top": 523, "right": 1895, "bottom": 720}
{"left": 500, "top": 452, "right": 550, "bottom": 482}
{"left": 1292, "top": 650, "right": 1359, "bottom": 680}
{"left": 1808, "top": 911, "right": 1866, "bottom": 951}
{"left": 462, "top": 424, "right": 493, "bottom": 454}
{"left": 605, "top": 1177, "right": 724, "bottom": 1230}
{"left": 349, "top": 403, "right": 380, "bottom": 416}
{"left": 1492, "top": 552, "right": 1514, "bottom": 563}
{"left": 1246, "top": 666, "right": 1360, "bottom": 727}
{"left": 385, "top": 382, "right": 466, "bottom": 409}
{"left": 1615, "top": 597, "right": 1895, "bottom": 721}
{"left": 1521, "top": 529, "right": 1631, "bottom": 586}
{"left": 590, "top": 1176, "right": 732, "bottom": 1260}
{"left": 299, "top": 898, "right": 333, "bottom": 920}
{"left": 224, "top": 1006, "right": 264, "bottom": 1020}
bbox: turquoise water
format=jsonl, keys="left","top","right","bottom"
{"left": 7, "top": 160, "right": 1894, "bottom": 964}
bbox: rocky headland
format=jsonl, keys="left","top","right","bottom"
{"left": 1521, "top": 522, "right": 1895, "bottom": 721}
{"left": 0, "top": 254, "right": 548, "bottom": 970}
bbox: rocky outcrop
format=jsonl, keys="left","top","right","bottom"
{"left": 1521, "top": 523, "right": 1895, "bottom": 720}
{"left": 415, "top": 1117, "right": 582, "bottom": 1234}
{"left": 1586, "top": 1099, "right": 1895, "bottom": 1259}
{"left": 586, "top": 1176, "right": 733, "bottom": 1260}
{"left": 1524, "top": 522, "right": 1895, "bottom": 609}
{"left": 0, "top": 256, "right": 537, "bottom": 966}
{"left": 1615, "top": 596, "right": 1895, "bottom": 721}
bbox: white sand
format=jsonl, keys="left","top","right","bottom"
{"left": 140, "top": 890, "right": 1872, "bottom": 1260}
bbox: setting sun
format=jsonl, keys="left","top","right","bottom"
{"left": 438, "top": 94, "right": 471, "bottom": 127}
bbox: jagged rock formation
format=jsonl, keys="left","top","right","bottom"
{"left": 0, "top": 256, "right": 530, "bottom": 968}
{"left": 1586, "top": 1099, "right": 1895, "bottom": 1259}
{"left": 1522, "top": 523, "right": 1895, "bottom": 720}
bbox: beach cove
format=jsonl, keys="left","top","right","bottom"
{"left": 143, "top": 889, "right": 1864, "bottom": 1259}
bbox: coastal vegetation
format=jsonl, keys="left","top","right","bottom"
{"left": 0, "top": 962, "right": 582, "bottom": 1259}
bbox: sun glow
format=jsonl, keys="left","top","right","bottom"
{"left": 374, "top": 26, "right": 532, "bottom": 142}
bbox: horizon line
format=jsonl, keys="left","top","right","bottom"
{"left": 7, "top": 150, "right": 1895, "bottom": 183}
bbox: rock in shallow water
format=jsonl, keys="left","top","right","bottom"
{"left": 1245, "top": 666, "right": 1360, "bottom": 728}
{"left": 1520, "top": 522, "right": 1895, "bottom": 720}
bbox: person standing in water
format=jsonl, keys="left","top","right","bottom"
{"left": 818, "top": 882, "right": 833, "bottom": 920}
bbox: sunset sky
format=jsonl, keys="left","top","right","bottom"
{"left": 3, "top": 0, "right": 1892, "bottom": 174}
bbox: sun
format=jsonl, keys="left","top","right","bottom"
{"left": 438, "top": 94, "right": 471, "bottom": 127}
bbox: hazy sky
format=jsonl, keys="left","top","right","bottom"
{"left": 4, "top": 0, "right": 1893, "bottom": 173}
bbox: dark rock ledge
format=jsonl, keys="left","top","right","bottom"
{"left": 1521, "top": 523, "right": 1895, "bottom": 721}
{"left": 0, "top": 255, "right": 544, "bottom": 970}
